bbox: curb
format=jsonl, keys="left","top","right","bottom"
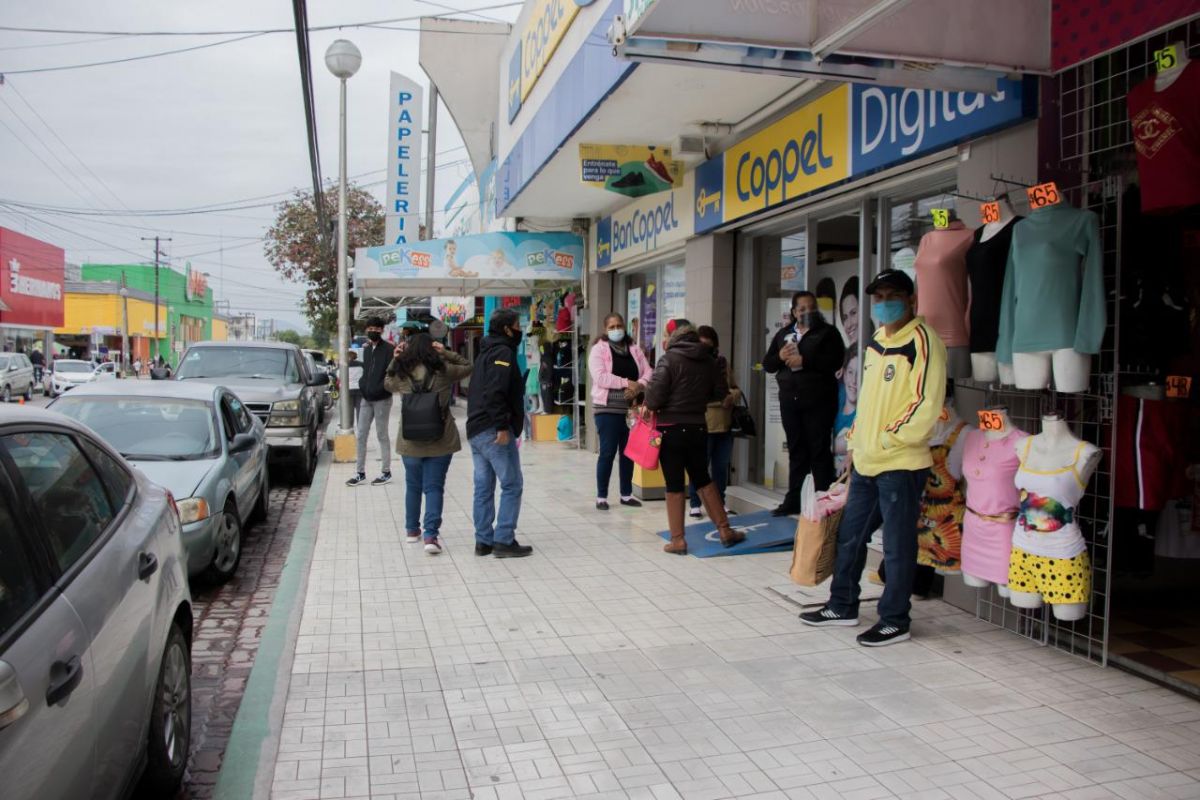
{"left": 212, "top": 453, "right": 331, "bottom": 800}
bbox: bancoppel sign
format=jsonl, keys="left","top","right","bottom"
{"left": 385, "top": 73, "right": 424, "bottom": 246}
{"left": 596, "top": 172, "right": 694, "bottom": 269}
{"left": 0, "top": 227, "right": 65, "bottom": 328}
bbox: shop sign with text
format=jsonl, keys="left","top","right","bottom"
{"left": 694, "top": 78, "right": 1034, "bottom": 233}
{"left": 184, "top": 263, "right": 208, "bottom": 302}
{"left": 596, "top": 173, "right": 693, "bottom": 269}
{"left": 0, "top": 227, "right": 65, "bottom": 328}
{"left": 386, "top": 73, "right": 424, "bottom": 246}
{"left": 519, "top": 0, "right": 595, "bottom": 104}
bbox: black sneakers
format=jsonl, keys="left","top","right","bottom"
{"left": 474, "top": 543, "right": 493, "bottom": 556}
{"left": 492, "top": 540, "right": 533, "bottom": 559}
{"left": 857, "top": 623, "right": 910, "bottom": 647}
{"left": 619, "top": 497, "right": 642, "bottom": 508}
{"left": 799, "top": 606, "right": 860, "bottom": 627}
{"left": 371, "top": 472, "right": 392, "bottom": 486}
{"left": 346, "top": 473, "right": 367, "bottom": 487}
{"left": 596, "top": 499, "right": 610, "bottom": 511}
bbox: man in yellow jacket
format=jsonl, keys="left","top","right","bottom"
{"left": 801, "top": 269, "right": 947, "bottom": 646}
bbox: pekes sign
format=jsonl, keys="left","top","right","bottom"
{"left": 0, "top": 227, "right": 65, "bottom": 328}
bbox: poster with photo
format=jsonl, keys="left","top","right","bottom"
{"left": 627, "top": 288, "right": 641, "bottom": 350}
{"left": 641, "top": 282, "right": 658, "bottom": 356}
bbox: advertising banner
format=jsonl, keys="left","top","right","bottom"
{"left": 596, "top": 172, "right": 693, "bottom": 269}
{"left": 385, "top": 73, "right": 424, "bottom": 246}
{"left": 661, "top": 264, "right": 685, "bottom": 323}
{"left": 626, "top": 287, "right": 641, "bottom": 347}
{"left": 579, "top": 143, "right": 682, "bottom": 198}
{"left": 695, "top": 78, "right": 1034, "bottom": 233}
{"left": 356, "top": 231, "right": 584, "bottom": 283}
{"left": 520, "top": 0, "right": 583, "bottom": 102}
{"left": 0, "top": 227, "right": 65, "bottom": 329}
{"left": 432, "top": 297, "right": 474, "bottom": 328}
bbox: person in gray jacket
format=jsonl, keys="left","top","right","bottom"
{"left": 385, "top": 333, "right": 473, "bottom": 554}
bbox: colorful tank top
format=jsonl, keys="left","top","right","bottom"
{"left": 1010, "top": 437, "right": 1091, "bottom": 560}
{"left": 917, "top": 421, "right": 967, "bottom": 571}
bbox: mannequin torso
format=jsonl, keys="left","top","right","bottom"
{"left": 979, "top": 199, "right": 1017, "bottom": 243}
{"left": 1155, "top": 41, "right": 1190, "bottom": 92}
{"left": 1017, "top": 415, "right": 1101, "bottom": 476}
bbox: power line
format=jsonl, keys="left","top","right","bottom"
{"left": 0, "top": 32, "right": 270, "bottom": 76}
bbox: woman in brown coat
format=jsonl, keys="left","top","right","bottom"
{"left": 384, "top": 333, "right": 473, "bottom": 554}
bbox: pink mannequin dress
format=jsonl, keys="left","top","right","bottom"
{"left": 960, "top": 427, "right": 1029, "bottom": 584}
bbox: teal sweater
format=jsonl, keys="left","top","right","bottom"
{"left": 996, "top": 204, "right": 1106, "bottom": 364}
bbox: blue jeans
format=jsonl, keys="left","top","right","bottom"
{"left": 401, "top": 454, "right": 453, "bottom": 540}
{"left": 594, "top": 413, "right": 632, "bottom": 499}
{"left": 689, "top": 431, "right": 734, "bottom": 508}
{"left": 469, "top": 431, "right": 523, "bottom": 546}
{"left": 828, "top": 467, "right": 930, "bottom": 629}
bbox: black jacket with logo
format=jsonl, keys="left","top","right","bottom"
{"left": 358, "top": 339, "right": 393, "bottom": 401}
{"left": 762, "top": 317, "right": 846, "bottom": 407}
{"left": 466, "top": 335, "right": 526, "bottom": 439}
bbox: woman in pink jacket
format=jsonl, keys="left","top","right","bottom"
{"left": 588, "top": 312, "right": 652, "bottom": 510}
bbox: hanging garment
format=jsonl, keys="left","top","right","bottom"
{"left": 996, "top": 204, "right": 1106, "bottom": 363}
{"left": 960, "top": 427, "right": 1029, "bottom": 585}
{"left": 917, "top": 421, "right": 968, "bottom": 572}
{"left": 1114, "top": 394, "right": 1192, "bottom": 511}
{"left": 914, "top": 222, "right": 974, "bottom": 349}
{"left": 965, "top": 218, "right": 1022, "bottom": 353}
{"left": 1008, "top": 546, "right": 1091, "bottom": 604}
{"left": 1127, "top": 62, "right": 1200, "bottom": 214}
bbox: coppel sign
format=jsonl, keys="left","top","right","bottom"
{"left": 518, "top": 0, "right": 595, "bottom": 104}
{"left": 597, "top": 173, "right": 694, "bottom": 269}
{"left": 694, "top": 77, "right": 1035, "bottom": 233}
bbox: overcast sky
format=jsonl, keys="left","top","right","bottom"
{"left": 0, "top": 1, "right": 517, "bottom": 333}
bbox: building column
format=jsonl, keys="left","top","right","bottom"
{"left": 684, "top": 234, "right": 735, "bottom": 337}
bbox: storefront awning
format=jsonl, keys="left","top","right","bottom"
{"left": 353, "top": 231, "right": 584, "bottom": 300}
{"left": 614, "top": 0, "right": 1052, "bottom": 90}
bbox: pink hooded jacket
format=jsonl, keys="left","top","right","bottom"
{"left": 588, "top": 339, "right": 652, "bottom": 408}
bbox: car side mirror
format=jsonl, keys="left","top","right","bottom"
{"left": 229, "top": 432, "right": 257, "bottom": 454}
{"left": 308, "top": 372, "right": 330, "bottom": 387}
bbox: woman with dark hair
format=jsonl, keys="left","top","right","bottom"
{"left": 384, "top": 332, "right": 473, "bottom": 554}
{"left": 688, "top": 325, "right": 741, "bottom": 518}
{"left": 839, "top": 276, "right": 862, "bottom": 347}
{"left": 587, "top": 312, "right": 652, "bottom": 510}
{"left": 644, "top": 319, "right": 744, "bottom": 554}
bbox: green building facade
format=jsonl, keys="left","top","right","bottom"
{"left": 81, "top": 262, "right": 213, "bottom": 365}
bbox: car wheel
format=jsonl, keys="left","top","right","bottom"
{"left": 203, "top": 503, "right": 242, "bottom": 583}
{"left": 249, "top": 468, "right": 270, "bottom": 525}
{"left": 292, "top": 431, "right": 316, "bottom": 486}
{"left": 23, "top": 382, "right": 33, "bottom": 402}
{"left": 139, "top": 623, "right": 191, "bottom": 796}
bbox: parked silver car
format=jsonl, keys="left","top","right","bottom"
{"left": 50, "top": 381, "right": 270, "bottom": 582}
{"left": 0, "top": 405, "right": 193, "bottom": 798}
{"left": 0, "top": 353, "right": 35, "bottom": 403}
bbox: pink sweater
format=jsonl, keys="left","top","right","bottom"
{"left": 588, "top": 341, "right": 652, "bottom": 408}
{"left": 915, "top": 222, "right": 974, "bottom": 348}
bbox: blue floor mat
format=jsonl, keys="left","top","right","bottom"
{"left": 657, "top": 509, "right": 796, "bottom": 558}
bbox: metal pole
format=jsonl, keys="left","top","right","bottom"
{"left": 336, "top": 76, "right": 353, "bottom": 432}
{"left": 424, "top": 82, "right": 438, "bottom": 239}
{"left": 120, "top": 274, "right": 130, "bottom": 377}
{"left": 141, "top": 235, "right": 170, "bottom": 362}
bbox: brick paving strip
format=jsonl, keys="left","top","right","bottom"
{"left": 174, "top": 475, "right": 322, "bottom": 799}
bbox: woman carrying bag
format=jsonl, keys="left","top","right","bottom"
{"left": 688, "top": 325, "right": 741, "bottom": 518}
{"left": 587, "top": 312, "right": 652, "bottom": 510}
{"left": 643, "top": 319, "right": 745, "bottom": 555}
{"left": 384, "top": 333, "right": 473, "bottom": 554}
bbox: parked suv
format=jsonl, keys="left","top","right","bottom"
{"left": 0, "top": 354, "right": 35, "bottom": 403}
{"left": 175, "top": 341, "right": 327, "bottom": 484}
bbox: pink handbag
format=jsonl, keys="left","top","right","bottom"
{"left": 624, "top": 411, "right": 662, "bottom": 470}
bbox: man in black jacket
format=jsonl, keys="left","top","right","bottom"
{"left": 466, "top": 308, "right": 532, "bottom": 558}
{"left": 763, "top": 291, "right": 847, "bottom": 515}
{"left": 348, "top": 317, "right": 395, "bottom": 487}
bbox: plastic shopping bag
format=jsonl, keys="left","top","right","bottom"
{"left": 799, "top": 473, "right": 817, "bottom": 522}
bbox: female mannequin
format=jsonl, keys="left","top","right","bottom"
{"left": 915, "top": 216, "right": 974, "bottom": 378}
{"left": 1156, "top": 40, "right": 1190, "bottom": 92}
{"left": 917, "top": 401, "right": 969, "bottom": 575}
{"left": 968, "top": 197, "right": 1020, "bottom": 384}
{"left": 961, "top": 406, "right": 1027, "bottom": 596}
{"left": 1007, "top": 413, "right": 1101, "bottom": 621}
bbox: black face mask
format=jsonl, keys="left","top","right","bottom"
{"left": 366, "top": 331, "right": 382, "bottom": 342}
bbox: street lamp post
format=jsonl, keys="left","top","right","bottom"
{"left": 325, "top": 39, "right": 362, "bottom": 435}
{"left": 119, "top": 277, "right": 130, "bottom": 377}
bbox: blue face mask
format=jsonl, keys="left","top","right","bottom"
{"left": 871, "top": 299, "right": 908, "bottom": 326}
{"left": 607, "top": 329, "right": 626, "bottom": 343}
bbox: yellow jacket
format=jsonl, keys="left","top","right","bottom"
{"left": 847, "top": 316, "right": 947, "bottom": 476}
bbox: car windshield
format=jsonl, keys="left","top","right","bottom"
{"left": 52, "top": 396, "right": 219, "bottom": 460}
{"left": 55, "top": 361, "right": 92, "bottom": 373}
{"left": 176, "top": 347, "right": 300, "bottom": 382}
{"left": 0, "top": 356, "right": 10, "bottom": 369}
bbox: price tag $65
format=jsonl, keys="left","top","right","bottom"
{"left": 980, "top": 201, "right": 1001, "bottom": 225}
{"left": 930, "top": 208, "right": 950, "bottom": 229}
{"left": 978, "top": 410, "right": 1005, "bottom": 431}
{"left": 1026, "top": 182, "right": 1061, "bottom": 209}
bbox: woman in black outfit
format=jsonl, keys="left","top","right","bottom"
{"left": 643, "top": 319, "right": 745, "bottom": 555}
{"left": 762, "top": 291, "right": 846, "bottom": 516}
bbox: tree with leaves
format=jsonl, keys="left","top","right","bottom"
{"left": 275, "top": 329, "right": 303, "bottom": 346}
{"left": 264, "top": 186, "right": 385, "bottom": 336}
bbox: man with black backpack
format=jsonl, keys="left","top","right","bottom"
{"left": 347, "top": 318, "right": 395, "bottom": 487}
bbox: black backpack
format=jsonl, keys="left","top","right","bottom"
{"left": 401, "top": 370, "right": 446, "bottom": 442}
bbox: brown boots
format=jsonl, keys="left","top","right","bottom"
{"left": 663, "top": 492, "right": 688, "bottom": 554}
{"left": 698, "top": 483, "right": 745, "bottom": 547}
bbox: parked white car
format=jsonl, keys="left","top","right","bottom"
{"left": 45, "top": 360, "right": 115, "bottom": 398}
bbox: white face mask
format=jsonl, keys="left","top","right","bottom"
{"left": 607, "top": 329, "right": 625, "bottom": 343}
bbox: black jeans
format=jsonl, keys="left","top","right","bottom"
{"left": 779, "top": 394, "right": 836, "bottom": 507}
{"left": 658, "top": 424, "right": 711, "bottom": 494}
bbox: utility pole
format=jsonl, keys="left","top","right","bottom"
{"left": 119, "top": 273, "right": 130, "bottom": 376}
{"left": 424, "top": 83, "right": 438, "bottom": 240}
{"left": 141, "top": 236, "right": 171, "bottom": 362}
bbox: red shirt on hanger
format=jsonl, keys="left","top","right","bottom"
{"left": 1127, "top": 61, "right": 1200, "bottom": 214}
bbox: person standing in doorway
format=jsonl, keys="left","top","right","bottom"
{"left": 347, "top": 318, "right": 394, "bottom": 487}
{"left": 688, "top": 325, "right": 741, "bottom": 518}
{"left": 800, "top": 269, "right": 947, "bottom": 647}
{"left": 346, "top": 350, "right": 364, "bottom": 425}
{"left": 467, "top": 308, "right": 532, "bottom": 558}
{"left": 587, "top": 312, "right": 652, "bottom": 510}
{"left": 762, "top": 291, "right": 846, "bottom": 516}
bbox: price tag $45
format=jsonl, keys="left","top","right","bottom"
{"left": 1166, "top": 375, "right": 1192, "bottom": 399}
{"left": 931, "top": 208, "right": 950, "bottom": 229}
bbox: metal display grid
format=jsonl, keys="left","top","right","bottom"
{"left": 956, "top": 175, "right": 1122, "bottom": 665}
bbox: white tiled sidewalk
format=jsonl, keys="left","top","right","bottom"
{"left": 268, "top": 418, "right": 1200, "bottom": 800}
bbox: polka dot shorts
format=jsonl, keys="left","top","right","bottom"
{"left": 1007, "top": 546, "right": 1091, "bottom": 604}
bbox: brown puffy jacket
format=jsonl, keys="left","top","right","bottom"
{"left": 643, "top": 332, "right": 729, "bottom": 425}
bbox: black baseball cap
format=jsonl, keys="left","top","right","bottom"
{"left": 865, "top": 269, "right": 915, "bottom": 296}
